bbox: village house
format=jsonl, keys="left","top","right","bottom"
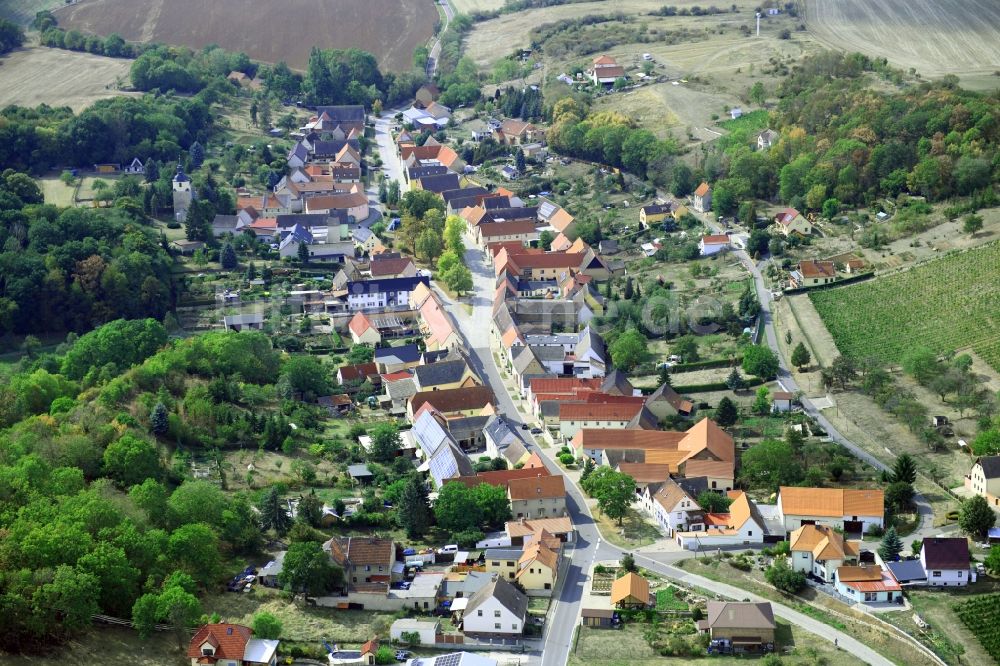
{"left": 348, "top": 312, "right": 382, "bottom": 345}
{"left": 389, "top": 618, "right": 440, "bottom": 646}
{"left": 965, "top": 455, "right": 1000, "bottom": 508}
{"left": 699, "top": 234, "right": 731, "bottom": 256}
{"left": 777, "top": 487, "right": 884, "bottom": 535}
{"left": 462, "top": 576, "right": 528, "bottom": 636}
{"left": 589, "top": 54, "right": 626, "bottom": 86}
{"left": 834, "top": 565, "right": 902, "bottom": 604}
{"left": 483, "top": 415, "right": 531, "bottom": 466}
{"left": 494, "top": 119, "right": 546, "bottom": 146}
{"left": 505, "top": 516, "right": 575, "bottom": 545}
{"left": 788, "top": 524, "right": 860, "bottom": 582}
{"left": 412, "top": 358, "right": 480, "bottom": 392}
{"left": 346, "top": 276, "right": 430, "bottom": 311}
{"left": 325, "top": 536, "right": 397, "bottom": 589}
{"left": 507, "top": 474, "right": 567, "bottom": 520}
{"left": 643, "top": 383, "right": 694, "bottom": 420}
{"left": 408, "top": 386, "right": 496, "bottom": 420}
{"left": 476, "top": 220, "right": 540, "bottom": 249}
{"left": 920, "top": 537, "right": 973, "bottom": 586}
{"left": 698, "top": 602, "right": 775, "bottom": 653}
{"left": 676, "top": 491, "right": 766, "bottom": 549}
{"left": 692, "top": 182, "right": 712, "bottom": 213}
{"left": 374, "top": 343, "right": 422, "bottom": 373}
{"left": 792, "top": 260, "right": 837, "bottom": 287}
{"left": 640, "top": 477, "right": 704, "bottom": 536}
{"left": 558, "top": 403, "right": 646, "bottom": 441}
{"left": 773, "top": 208, "right": 813, "bottom": 237}
{"left": 223, "top": 313, "right": 264, "bottom": 332}
{"left": 515, "top": 541, "right": 560, "bottom": 596}
{"left": 611, "top": 572, "right": 652, "bottom": 609}
{"left": 639, "top": 203, "right": 672, "bottom": 227}
{"left": 187, "top": 623, "right": 279, "bottom": 666}
{"left": 756, "top": 129, "right": 779, "bottom": 151}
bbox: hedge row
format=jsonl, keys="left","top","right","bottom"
{"left": 671, "top": 357, "right": 742, "bottom": 372}
{"left": 671, "top": 377, "right": 766, "bottom": 394}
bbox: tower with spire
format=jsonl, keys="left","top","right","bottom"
{"left": 172, "top": 161, "right": 193, "bottom": 221}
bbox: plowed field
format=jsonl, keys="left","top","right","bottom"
{"left": 54, "top": 0, "right": 437, "bottom": 72}
{"left": 805, "top": 0, "right": 1000, "bottom": 89}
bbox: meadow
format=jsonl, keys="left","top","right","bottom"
{"left": 53, "top": 0, "right": 437, "bottom": 71}
{"left": 810, "top": 243, "right": 1000, "bottom": 373}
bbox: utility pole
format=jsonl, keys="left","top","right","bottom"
{"left": 756, "top": 12, "right": 761, "bottom": 37}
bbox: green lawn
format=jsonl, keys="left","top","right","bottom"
{"left": 593, "top": 507, "right": 663, "bottom": 549}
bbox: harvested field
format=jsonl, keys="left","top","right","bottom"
{"left": 0, "top": 46, "right": 134, "bottom": 111}
{"left": 54, "top": 0, "right": 437, "bottom": 72}
{"left": 0, "top": 0, "right": 64, "bottom": 24}
{"left": 805, "top": 0, "right": 1000, "bottom": 90}
{"left": 449, "top": 0, "right": 504, "bottom": 14}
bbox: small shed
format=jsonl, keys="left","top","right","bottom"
{"left": 390, "top": 618, "right": 441, "bottom": 645}
{"left": 610, "top": 572, "right": 652, "bottom": 609}
{"left": 771, "top": 392, "right": 794, "bottom": 413}
{"left": 581, "top": 608, "right": 615, "bottom": 628}
{"left": 259, "top": 551, "right": 286, "bottom": 587}
{"left": 348, "top": 463, "right": 374, "bottom": 484}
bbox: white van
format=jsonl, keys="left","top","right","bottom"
{"left": 438, "top": 544, "right": 459, "bottom": 555}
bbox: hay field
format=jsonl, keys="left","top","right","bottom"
{"left": 805, "top": 0, "right": 1000, "bottom": 90}
{"left": 449, "top": 0, "right": 504, "bottom": 15}
{"left": 0, "top": 46, "right": 135, "bottom": 111}
{"left": 54, "top": 0, "right": 437, "bottom": 72}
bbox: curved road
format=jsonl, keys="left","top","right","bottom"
{"left": 430, "top": 238, "right": 894, "bottom": 666}
{"left": 426, "top": 0, "right": 454, "bottom": 78}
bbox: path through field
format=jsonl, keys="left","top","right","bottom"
{"left": 805, "top": 0, "right": 1000, "bottom": 88}
{"left": 54, "top": 0, "right": 437, "bottom": 72}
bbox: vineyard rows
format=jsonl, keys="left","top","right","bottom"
{"left": 955, "top": 594, "right": 1000, "bottom": 661}
{"left": 810, "top": 243, "right": 1000, "bottom": 372}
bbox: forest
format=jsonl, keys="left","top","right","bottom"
{"left": 707, "top": 52, "right": 999, "bottom": 214}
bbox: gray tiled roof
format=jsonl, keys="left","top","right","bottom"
{"left": 466, "top": 576, "right": 528, "bottom": 619}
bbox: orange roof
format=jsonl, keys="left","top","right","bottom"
{"left": 789, "top": 524, "right": 859, "bottom": 561}
{"left": 679, "top": 418, "right": 735, "bottom": 462}
{"left": 501, "top": 326, "right": 524, "bottom": 349}
{"left": 617, "top": 463, "right": 672, "bottom": 483}
{"left": 419, "top": 291, "right": 459, "bottom": 347}
{"left": 187, "top": 624, "right": 251, "bottom": 659}
{"left": 450, "top": 466, "right": 551, "bottom": 489}
{"left": 593, "top": 54, "right": 617, "bottom": 65}
{"left": 480, "top": 219, "right": 538, "bottom": 237}
{"left": 837, "top": 565, "right": 901, "bottom": 592}
{"left": 837, "top": 565, "right": 884, "bottom": 583}
{"left": 799, "top": 260, "right": 836, "bottom": 279}
{"left": 506, "top": 516, "right": 573, "bottom": 538}
{"left": 549, "top": 232, "right": 572, "bottom": 252}
{"left": 611, "top": 572, "right": 650, "bottom": 605}
{"left": 361, "top": 639, "right": 379, "bottom": 655}
{"left": 643, "top": 450, "right": 687, "bottom": 470}
{"left": 779, "top": 487, "right": 885, "bottom": 519}
{"left": 349, "top": 312, "right": 375, "bottom": 337}
{"left": 381, "top": 370, "right": 413, "bottom": 382}
{"left": 702, "top": 234, "right": 730, "bottom": 244}
{"left": 508, "top": 252, "right": 585, "bottom": 271}
{"left": 517, "top": 542, "right": 559, "bottom": 576}
{"left": 694, "top": 182, "right": 710, "bottom": 197}
{"left": 682, "top": 459, "right": 734, "bottom": 479}
{"left": 549, "top": 208, "right": 576, "bottom": 232}
{"left": 305, "top": 191, "right": 368, "bottom": 212}
{"left": 496, "top": 187, "right": 515, "bottom": 197}
{"left": 508, "top": 474, "right": 565, "bottom": 500}
{"left": 247, "top": 217, "right": 276, "bottom": 231}
{"left": 530, "top": 377, "right": 603, "bottom": 395}
{"left": 559, "top": 403, "right": 643, "bottom": 422}
{"left": 523, "top": 451, "right": 546, "bottom": 469}
{"left": 572, "top": 429, "right": 686, "bottom": 451}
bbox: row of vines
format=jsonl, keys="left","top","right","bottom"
{"left": 810, "top": 242, "right": 1000, "bottom": 372}
{"left": 955, "top": 593, "right": 1000, "bottom": 661}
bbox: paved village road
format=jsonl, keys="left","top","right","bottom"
{"left": 427, "top": 235, "right": 896, "bottom": 666}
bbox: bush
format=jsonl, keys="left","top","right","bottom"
{"left": 765, "top": 558, "right": 806, "bottom": 594}
{"left": 558, "top": 452, "right": 575, "bottom": 465}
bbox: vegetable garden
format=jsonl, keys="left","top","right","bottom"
{"left": 810, "top": 243, "right": 1000, "bottom": 372}
{"left": 954, "top": 593, "right": 1000, "bottom": 661}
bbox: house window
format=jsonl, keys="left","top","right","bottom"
{"left": 365, "top": 565, "right": 371, "bottom": 572}
{"left": 491, "top": 561, "right": 500, "bottom": 566}
{"left": 748, "top": 531, "right": 753, "bottom": 536}
{"left": 864, "top": 592, "right": 877, "bottom": 602}
{"left": 512, "top": 624, "right": 518, "bottom": 630}
{"left": 933, "top": 571, "right": 941, "bottom": 577}
{"left": 478, "top": 610, "right": 483, "bottom": 617}
{"left": 495, "top": 610, "right": 501, "bottom": 617}
{"left": 958, "top": 570, "right": 964, "bottom": 577}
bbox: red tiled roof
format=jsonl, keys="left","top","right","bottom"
{"left": 410, "top": 386, "right": 495, "bottom": 414}
{"left": 339, "top": 362, "right": 378, "bottom": 382}
{"left": 559, "top": 403, "right": 643, "bottom": 421}
{"left": 349, "top": 312, "right": 374, "bottom": 337}
{"left": 450, "top": 466, "right": 552, "bottom": 489}
{"left": 370, "top": 257, "right": 415, "bottom": 277}
{"left": 530, "top": 377, "right": 603, "bottom": 395}
{"left": 508, "top": 474, "right": 565, "bottom": 500}
{"left": 187, "top": 624, "right": 252, "bottom": 660}
{"left": 702, "top": 234, "right": 730, "bottom": 245}
{"left": 694, "top": 182, "right": 710, "bottom": 196}
{"left": 798, "top": 260, "right": 836, "bottom": 279}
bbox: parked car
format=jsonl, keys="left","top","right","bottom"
{"left": 520, "top": 423, "right": 530, "bottom": 430}
{"left": 438, "top": 544, "right": 459, "bottom": 554}
{"left": 402, "top": 548, "right": 416, "bottom": 556}
{"left": 396, "top": 651, "right": 411, "bottom": 661}
{"left": 530, "top": 427, "right": 543, "bottom": 435}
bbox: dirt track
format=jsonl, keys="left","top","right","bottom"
{"left": 54, "top": 0, "right": 437, "bottom": 72}
{"left": 805, "top": 0, "right": 1000, "bottom": 88}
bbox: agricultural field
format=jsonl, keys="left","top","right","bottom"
{"left": 54, "top": 0, "right": 437, "bottom": 71}
{"left": 38, "top": 175, "right": 78, "bottom": 206}
{"left": 810, "top": 243, "right": 1000, "bottom": 374}
{"left": 804, "top": 0, "right": 1000, "bottom": 91}
{"left": 0, "top": 0, "right": 64, "bottom": 24}
{"left": 955, "top": 592, "right": 1000, "bottom": 663}
{"left": 449, "top": 0, "right": 503, "bottom": 14}
{"left": 0, "top": 46, "right": 135, "bottom": 111}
